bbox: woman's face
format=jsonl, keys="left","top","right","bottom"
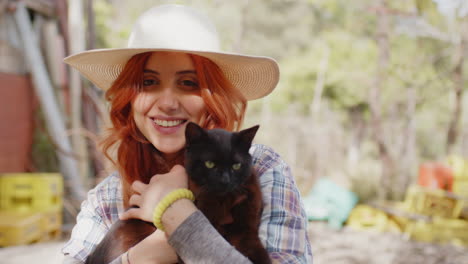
{"left": 133, "top": 52, "right": 206, "bottom": 159}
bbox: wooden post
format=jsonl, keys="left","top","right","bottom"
{"left": 311, "top": 42, "right": 329, "bottom": 119}
{"left": 446, "top": 36, "right": 466, "bottom": 154}
{"left": 369, "top": 0, "right": 394, "bottom": 200}
{"left": 68, "top": 0, "right": 90, "bottom": 185}
{"left": 13, "top": 3, "right": 86, "bottom": 202}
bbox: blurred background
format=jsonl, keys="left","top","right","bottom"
{"left": 0, "top": 0, "right": 468, "bottom": 263}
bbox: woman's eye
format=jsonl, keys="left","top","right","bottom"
{"left": 232, "top": 163, "right": 241, "bottom": 170}
{"left": 180, "top": 79, "right": 199, "bottom": 89}
{"left": 205, "top": 161, "right": 215, "bottom": 169}
{"left": 143, "top": 79, "right": 158, "bottom": 86}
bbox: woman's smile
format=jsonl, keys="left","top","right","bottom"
{"left": 150, "top": 116, "right": 188, "bottom": 135}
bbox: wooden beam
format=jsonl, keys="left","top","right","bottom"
{"left": 68, "top": 0, "right": 90, "bottom": 186}
{"left": 25, "top": 0, "right": 56, "bottom": 17}
{"left": 4, "top": 0, "right": 57, "bottom": 17}
{"left": 13, "top": 2, "right": 86, "bottom": 203}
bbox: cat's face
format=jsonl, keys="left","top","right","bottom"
{"left": 184, "top": 123, "right": 259, "bottom": 193}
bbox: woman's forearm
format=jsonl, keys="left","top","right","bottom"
{"left": 168, "top": 210, "right": 252, "bottom": 264}
{"left": 161, "top": 198, "right": 198, "bottom": 236}
{"left": 123, "top": 229, "right": 178, "bottom": 264}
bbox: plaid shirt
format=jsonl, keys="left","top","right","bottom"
{"left": 62, "top": 144, "right": 313, "bottom": 263}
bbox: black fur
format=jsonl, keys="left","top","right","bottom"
{"left": 85, "top": 122, "right": 270, "bottom": 264}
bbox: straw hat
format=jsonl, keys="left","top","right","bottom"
{"left": 64, "top": 4, "right": 279, "bottom": 100}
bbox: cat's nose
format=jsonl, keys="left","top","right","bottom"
{"left": 220, "top": 171, "right": 231, "bottom": 184}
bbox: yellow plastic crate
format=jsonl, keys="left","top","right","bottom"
{"left": 40, "top": 208, "right": 62, "bottom": 233}
{"left": 446, "top": 155, "right": 468, "bottom": 180}
{"left": 0, "top": 176, "right": 33, "bottom": 211}
{"left": 373, "top": 201, "right": 422, "bottom": 232}
{"left": 453, "top": 180, "right": 468, "bottom": 197}
{"left": 0, "top": 211, "right": 43, "bottom": 246}
{"left": 39, "top": 209, "right": 62, "bottom": 242}
{"left": 433, "top": 218, "right": 468, "bottom": 247}
{"left": 406, "top": 217, "right": 468, "bottom": 247}
{"left": 0, "top": 173, "right": 63, "bottom": 212}
{"left": 404, "top": 219, "right": 434, "bottom": 243}
{"left": 347, "top": 205, "right": 401, "bottom": 233}
{"left": 460, "top": 203, "right": 468, "bottom": 220}
{"left": 404, "top": 185, "right": 464, "bottom": 218}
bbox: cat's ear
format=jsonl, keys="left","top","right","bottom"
{"left": 185, "top": 122, "right": 207, "bottom": 145}
{"left": 236, "top": 125, "right": 260, "bottom": 151}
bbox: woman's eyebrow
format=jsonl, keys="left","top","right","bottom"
{"left": 143, "top": 69, "right": 159, "bottom": 74}
{"left": 176, "top": 70, "right": 197, "bottom": 75}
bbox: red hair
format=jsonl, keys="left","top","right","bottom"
{"left": 100, "top": 52, "right": 247, "bottom": 206}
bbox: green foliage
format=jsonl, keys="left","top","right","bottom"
{"left": 241, "top": 0, "right": 316, "bottom": 60}
{"left": 417, "top": 0, "right": 446, "bottom": 29}
{"left": 31, "top": 111, "right": 59, "bottom": 172}
{"left": 94, "top": 0, "right": 114, "bottom": 48}
{"left": 416, "top": 0, "right": 436, "bottom": 13}
{"left": 271, "top": 30, "right": 377, "bottom": 113}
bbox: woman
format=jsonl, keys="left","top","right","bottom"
{"left": 62, "top": 4, "right": 312, "bottom": 264}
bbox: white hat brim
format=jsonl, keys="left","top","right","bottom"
{"left": 64, "top": 48, "right": 279, "bottom": 100}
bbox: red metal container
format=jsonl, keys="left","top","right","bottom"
{"left": 418, "top": 162, "right": 454, "bottom": 191}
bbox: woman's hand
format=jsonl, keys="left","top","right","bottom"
{"left": 127, "top": 229, "right": 178, "bottom": 264}
{"left": 120, "top": 164, "right": 189, "bottom": 222}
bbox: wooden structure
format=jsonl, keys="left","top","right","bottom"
{"left": 0, "top": 0, "right": 87, "bottom": 204}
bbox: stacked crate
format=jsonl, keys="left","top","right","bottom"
{"left": 346, "top": 156, "right": 468, "bottom": 246}
{"left": 403, "top": 185, "right": 464, "bottom": 218}
{"left": 0, "top": 173, "right": 63, "bottom": 246}
{"left": 402, "top": 186, "right": 468, "bottom": 247}
{"left": 446, "top": 155, "right": 468, "bottom": 219}
{"left": 405, "top": 217, "right": 468, "bottom": 247}
{"left": 346, "top": 185, "right": 468, "bottom": 247}
{"left": 447, "top": 155, "right": 468, "bottom": 198}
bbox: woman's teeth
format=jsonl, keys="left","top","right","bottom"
{"left": 153, "top": 119, "right": 184, "bottom": 127}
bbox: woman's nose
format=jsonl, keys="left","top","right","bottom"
{"left": 157, "top": 87, "right": 179, "bottom": 112}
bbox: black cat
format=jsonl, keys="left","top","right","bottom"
{"left": 85, "top": 122, "right": 270, "bottom": 264}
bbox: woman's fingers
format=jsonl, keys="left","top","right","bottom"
{"left": 129, "top": 193, "right": 142, "bottom": 207}
{"left": 121, "top": 167, "right": 190, "bottom": 223}
{"left": 132, "top": 180, "right": 148, "bottom": 193}
{"left": 120, "top": 207, "right": 139, "bottom": 220}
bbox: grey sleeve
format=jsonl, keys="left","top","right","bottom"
{"left": 168, "top": 210, "right": 253, "bottom": 264}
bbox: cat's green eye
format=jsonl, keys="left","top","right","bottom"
{"left": 205, "top": 161, "right": 215, "bottom": 169}
{"left": 232, "top": 163, "right": 242, "bottom": 170}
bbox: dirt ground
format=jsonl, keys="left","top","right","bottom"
{"left": 308, "top": 221, "right": 468, "bottom": 264}
{"left": 0, "top": 240, "right": 65, "bottom": 264}
{"left": 1, "top": 221, "right": 467, "bottom": 264}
